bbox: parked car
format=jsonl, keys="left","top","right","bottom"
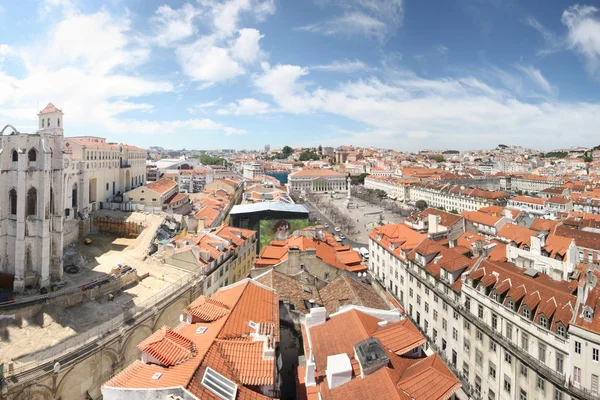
{"left": 334, "top": 227, "right": 341, "bottom": 232}
{"left": 324, "top": 223, "right": 329, "bottom": 228}
{"left": 339, "top": 234, "right": 346, "bottom": 240}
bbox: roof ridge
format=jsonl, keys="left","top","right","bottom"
{"left": 342, "top": 275, "right": 360, "bottom": 305}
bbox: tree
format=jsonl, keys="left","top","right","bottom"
{"left": 351, "top": 173, "right": 369, "bottom": 185}
{"left": 431, "top": 155, "right": 445, "bottom": 163}
{"left": 583, "top": 156, "right": 593, "bottom": 163}
{"left": 449, "top": 209, "right": 459, "bottom": 214}
{"left": 415, "top": 200, "right": 428, "bottom": 211}
{"left": 281, "top": 145, "right": 293, "bottom": 158}
{"left": 299, "top": 149, "right": 320, "bottom": 161}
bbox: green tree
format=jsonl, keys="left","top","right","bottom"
{"left": 415, "top": 200, "right": 428, "bottom": 211}
{"left": 281, "top": 145, "right": 293, "bottom": 158}
{"left": 449, "top": 209, "right": 459, "bottom": 214}
{"left": 298, "top": 150, "right": 320, "bottom": 161}
{"left": 351, "top": 173, "right": 369, "bottom": 185}
{"left": 583, "top": 156, "right": 593, "bottom": 163}
{"left": 431, "top": 155, "right": 445, "bottom": 163}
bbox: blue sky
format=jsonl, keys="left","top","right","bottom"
{"left": 0, "top": 0, "right": 599, "bottom": 151}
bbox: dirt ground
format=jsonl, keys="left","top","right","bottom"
{"left": 0, "top": 211, "right": 190, "bottom": 363}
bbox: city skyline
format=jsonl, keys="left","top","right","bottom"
{"left": 0, "top": 0, "right": 599, "bottom": 151}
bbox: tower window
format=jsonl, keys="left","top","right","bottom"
{"left": 12, "top": 150, "right": 18, "bottom": 162}
{"left": 28, "top": 148, "right": 37, "bottom": 162}
{"left": 9, "top": 189, "right": 17, "bottom": 215}
{"left": 41, "top": 119, "right": 44, "bottom": 128}
{"left": 47, "top": 118, "right": 50, "bottom": 127}
{"left": 58, "top": 118, "right": 60, "bottom": 127}
{"left": 26, "top": 187, "right": 37, "bottom": 217}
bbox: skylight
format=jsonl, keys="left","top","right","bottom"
{"left": 248, "top": 320, "right": 258, "bottom": 330}
{"left": 201, "top": 367, "right": 237, "bottom": 400}
{"left": 196, "top": 326, "right": 208, "bottom": 335}
{"left": 151, "top": 372, "right": 162, "bottom": 380}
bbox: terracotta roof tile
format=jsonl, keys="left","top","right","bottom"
{"left": 137, "top": 326, "right": 196, "bottom": 367}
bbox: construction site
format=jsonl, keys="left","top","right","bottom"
{"left": 0, "top": 210, "right": 203, "bottom": 400}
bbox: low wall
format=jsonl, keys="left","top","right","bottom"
{"left": 92, "top": 217, "right": 146, "bottom": 237}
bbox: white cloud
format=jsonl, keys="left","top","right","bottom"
{"left": 204, "top": 0, "right": 276, "bottom": 37}
{"left": 0, "top": 44, "right": 13, "bottom": 61}
{"left": 407, "top": 131, "right": 431, "bottom": 139}
{"left": 514, "top": 65, "right": 554, "bottom": 95}
{"left": 254, "top": 63, "right": 600, "bottom": 149}
{"left": 526, "top": 17, "right": 562, "bottom": 56}
{"left": 299, "top": 0, "right": 403, "bottom": 40}
{"left": 561, "top": 5, "right": 600, "bottom": 76}
{"left": 311, "top": 59, "right": 371, "bottom": 73}
{"left": 176, "top": 36, "right": 245, "bottom": 86}
{"left": 106, "top": 117, "right": 246, "bottom": 135}
{"left": 231, "top": 28, "right": 264, "bottom": 63}
{"left": 217, "top": 98, "right": 271, "bottom": 115}
{"left": 152, "top": 3, "right": 201, "bottom": 47}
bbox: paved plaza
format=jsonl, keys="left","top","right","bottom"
{"left": 311, "top": 193, "right": 407, "bottom": 245}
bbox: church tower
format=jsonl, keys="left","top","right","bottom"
{"left": 38, "top": 102, "right": 64, "bottom": 135}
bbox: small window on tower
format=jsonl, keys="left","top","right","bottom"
{"left": 47, "top": 118, "right": 50, "bottom": 127}
{"left": 58, "top": 118, "right": 60, "bottom": 127}
{"left": 41, "top": 119, "right": 44, "bottom": 128}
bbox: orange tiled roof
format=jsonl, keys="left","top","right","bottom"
{"left": 147, "top": 178, "right": 177, "bottom": 195}
{"left": 497, "top": 224, "right": 537, "bottom": 248}
{"left": 137, "top": 326, "right": 196, "bottom": 367}
{"left": 460, "top": 211, "right": 502, "bottom": 227}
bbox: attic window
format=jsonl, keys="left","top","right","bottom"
{"left": 196, "top": 326, "right": 208, "bottom": 334}
{"left": 556, "top": 324, "right": 566, "bottom": 337}
{"left": 583, "top": 308, "right": 593, "bottom": 322}
{"left": 202, "top": 367, "right": 237, "bottom": 400}
{"left": 539, "top": 315, "right": 547, "bottom": 329}
{"left": 152, "top": 372, "right": 162, "bottom": 380}
{"left": 507, "top": 298, "right": 514, "bottom": 311}
{"left": 303, "top": 286, "right": 312, "bottom": 294}
{"left": 523, "top": 307, "right": 530, "bottom": 319}
{"left": 248, "top": 320, "right": 258, "bottom": 330}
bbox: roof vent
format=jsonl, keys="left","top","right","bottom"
{"left": 201, "top": 367, "right": 237, "bottom": 400}
{"left": 196, "top": 327, "right": 208, "bottom": 335}
{"left": 354, "top": 337, "right": 390, "bottom": 377}
{"left": 524, "top": 268, "right": 539, "bottom": 278}
{"left": 378, "top": 320, "right": 388, "bottom": 328}
{"left": 248, "top": 320, "right": 258, "bottom": 330}
{"left": 152, "top": 372, "right": 162, "bottom": 380}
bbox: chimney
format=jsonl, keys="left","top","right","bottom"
{"left": 305, "top": 306, "right": 327, "bottom": 328}
{"left": 326, "top": 354, "right": 353, "bottom": 389}
{"left": 354, "top": 337, "right": 389, "bottom": 377}
{"left": 428, "top": 214, "right": 440, "bottom": 234}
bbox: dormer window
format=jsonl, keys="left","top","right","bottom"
{"left": 556, "top": 324, "right": 566, "bottom": 337}
{"left": 507, "top": 298, "right": 514, "bottom": 311}
{"left": 523, "top": 307, "right": 530, "bottom": 319}
{"left": 583, "top": 307, "right": 593, "bottom": 322}
{"left": 491, "top": 291, "right": 498, "bottom": 302}
{"left": 539, "top": 315, "right": 547, "bottom": 329}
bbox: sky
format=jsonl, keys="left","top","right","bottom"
{"left": 0, "top": 0, "right": 599, "bottom": 152}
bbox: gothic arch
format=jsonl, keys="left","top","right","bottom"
{"left": 26, "top": 187, "right": 37, "bottom": 217}
{"left": 13, "top": 383, "right": 53, "bottom": 400}
{"left": 120, "top": 324, "right": 153, "bottom": 364}
{"left": 0, "top": 124, "right": 20, "bottom": 135}
{"left": 28, "top": 148, "right": 37, "bottom": 162}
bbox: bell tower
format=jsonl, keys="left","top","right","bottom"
{"left": 38, "top": 102, "right": 64, "bottom": 135}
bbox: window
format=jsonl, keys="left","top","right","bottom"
{"left": 12, "top": 150, "right": 18, "bottom": 162}
{"left": 442, "top": 339, "right": 447, "bottom": 351}
{"left": 506, "top": 323, "right": 513, "bottom": 341}
{"left": 553, "top": 388, "right": 563, "bottom": 400}
{"left": 492, "top": 313, "right": 498, "bottom": 330}
{"left": 433, "top": 310, "right": 438, "bottom": 321}
{"left": 9, "top": 189, "right": 17, "bottom": 215}
{"left": 573, "top": 366, "right": 581, "bottom": 385}
{"left": 478, "top": 304, "right": 484, "bottom": 318}
{"left": 556, "top": 354, "right": 564, "bottom": 374}
{"left": 522, "top": 333, "right": 528, "bottom": 351}
{"left": 476, "top": 329, "right": 483, "bottom": 342}
{"left": 539, "top": 315, "right": 547, "bottom": 329}
{"left": 507, "top": 298, "right": 514, "bottom": 310}
{"left": 443, "top": 302, "right": 448, "bottom": 311}
{"left": 476, "top": 349, "right": 483, "bottom": 367}
{"left": 409, "top": 288, "right": 413, "bottom": 298}
{"left": 490, "top": 341, "right": 497, "bottom": 352}
{"left": 539, "top": 343, "right": 546, "bottom": 364}
{"left": 453, "top": 310, "right": 459, "bottom": 320}
{"left": 464, "top": 320, "right": 470, "bottom": 331}
{"left": 504, "top": 375, "right": 511, "bottom": 393}
{"left": 520, "top": 364, "right": 528, "bottom": 378}
{"left": 442, "top": 318, "right": 447, "bottom": 331}
{"left": 425, "top": 302, "right": 429, "bottom": 313}
{"left": 475, "top": 375, "right": 482, "bottom": 396}
{"left": 557, "top": 324, "right": 565, "bottom": 337}
{"left": 488, "top": 389, "right": 495, "bottom": 400}
{"left": 417, "top": 294, "right": 421, "bottom": 305}
{"left": 72, "top": 184, "right": 78, "bottom": 208}
{"left": 464, "top": 339, "right": 470, "bottom": 354}
{"left": 523, "top": 307, "right": 530, "bottom": 319}
{"left": 537, "top": 376, "right": 545, "bottom": 393}
{"left": 463, "top": 362, "right": 469, "bottom": 380}
{"left": 489, "top": 361, "right": 496, "bottom": 379}
{"left": 519, "top": 388, "right": 527, "bottom": 400}
{"left": 593, "top": 348, "right": 599, "bottom": 362}
{"left": 453, "top": 328, "right": 458, "bottom": 340}
{"left": 434, "top": 294, "right": 438, "bottom": 303}
{"left": 575, "top": 341, "right": 581, "bottom": 354}
{"left": 505, "top": 351, "right": 512, "bottom": 365}
{"left": 26, "top": 187, "right": 37, "bottom": 217}
{"left": 433, "top": 329, "right": 438, "bottom": 342}
{"left": 28, "top": 148, "right": 36, "bottom": 162}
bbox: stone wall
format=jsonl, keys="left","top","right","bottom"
{"left": 1, "top": 277, "right": 204, "bottom": 400}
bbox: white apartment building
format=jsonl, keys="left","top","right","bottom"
{"left": 364, "top": 175, "right": 413, "bottom": 200}
{"left": 510, "top": 176, "right": 565, "bottom": 193}
{"left": 408, "top": 183, "right": 508, "bottom": 213}
{"left": 243, "top": 161, "right": 265, "bottom": 180}
{"left": 174, "top": 168, "right": 214, "bottom": 193}
{"left": 288, "top": 169, "right": 347, "bottom": 193}
{"left": 368, "top": 222, "right": 599, "bottom": 400}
